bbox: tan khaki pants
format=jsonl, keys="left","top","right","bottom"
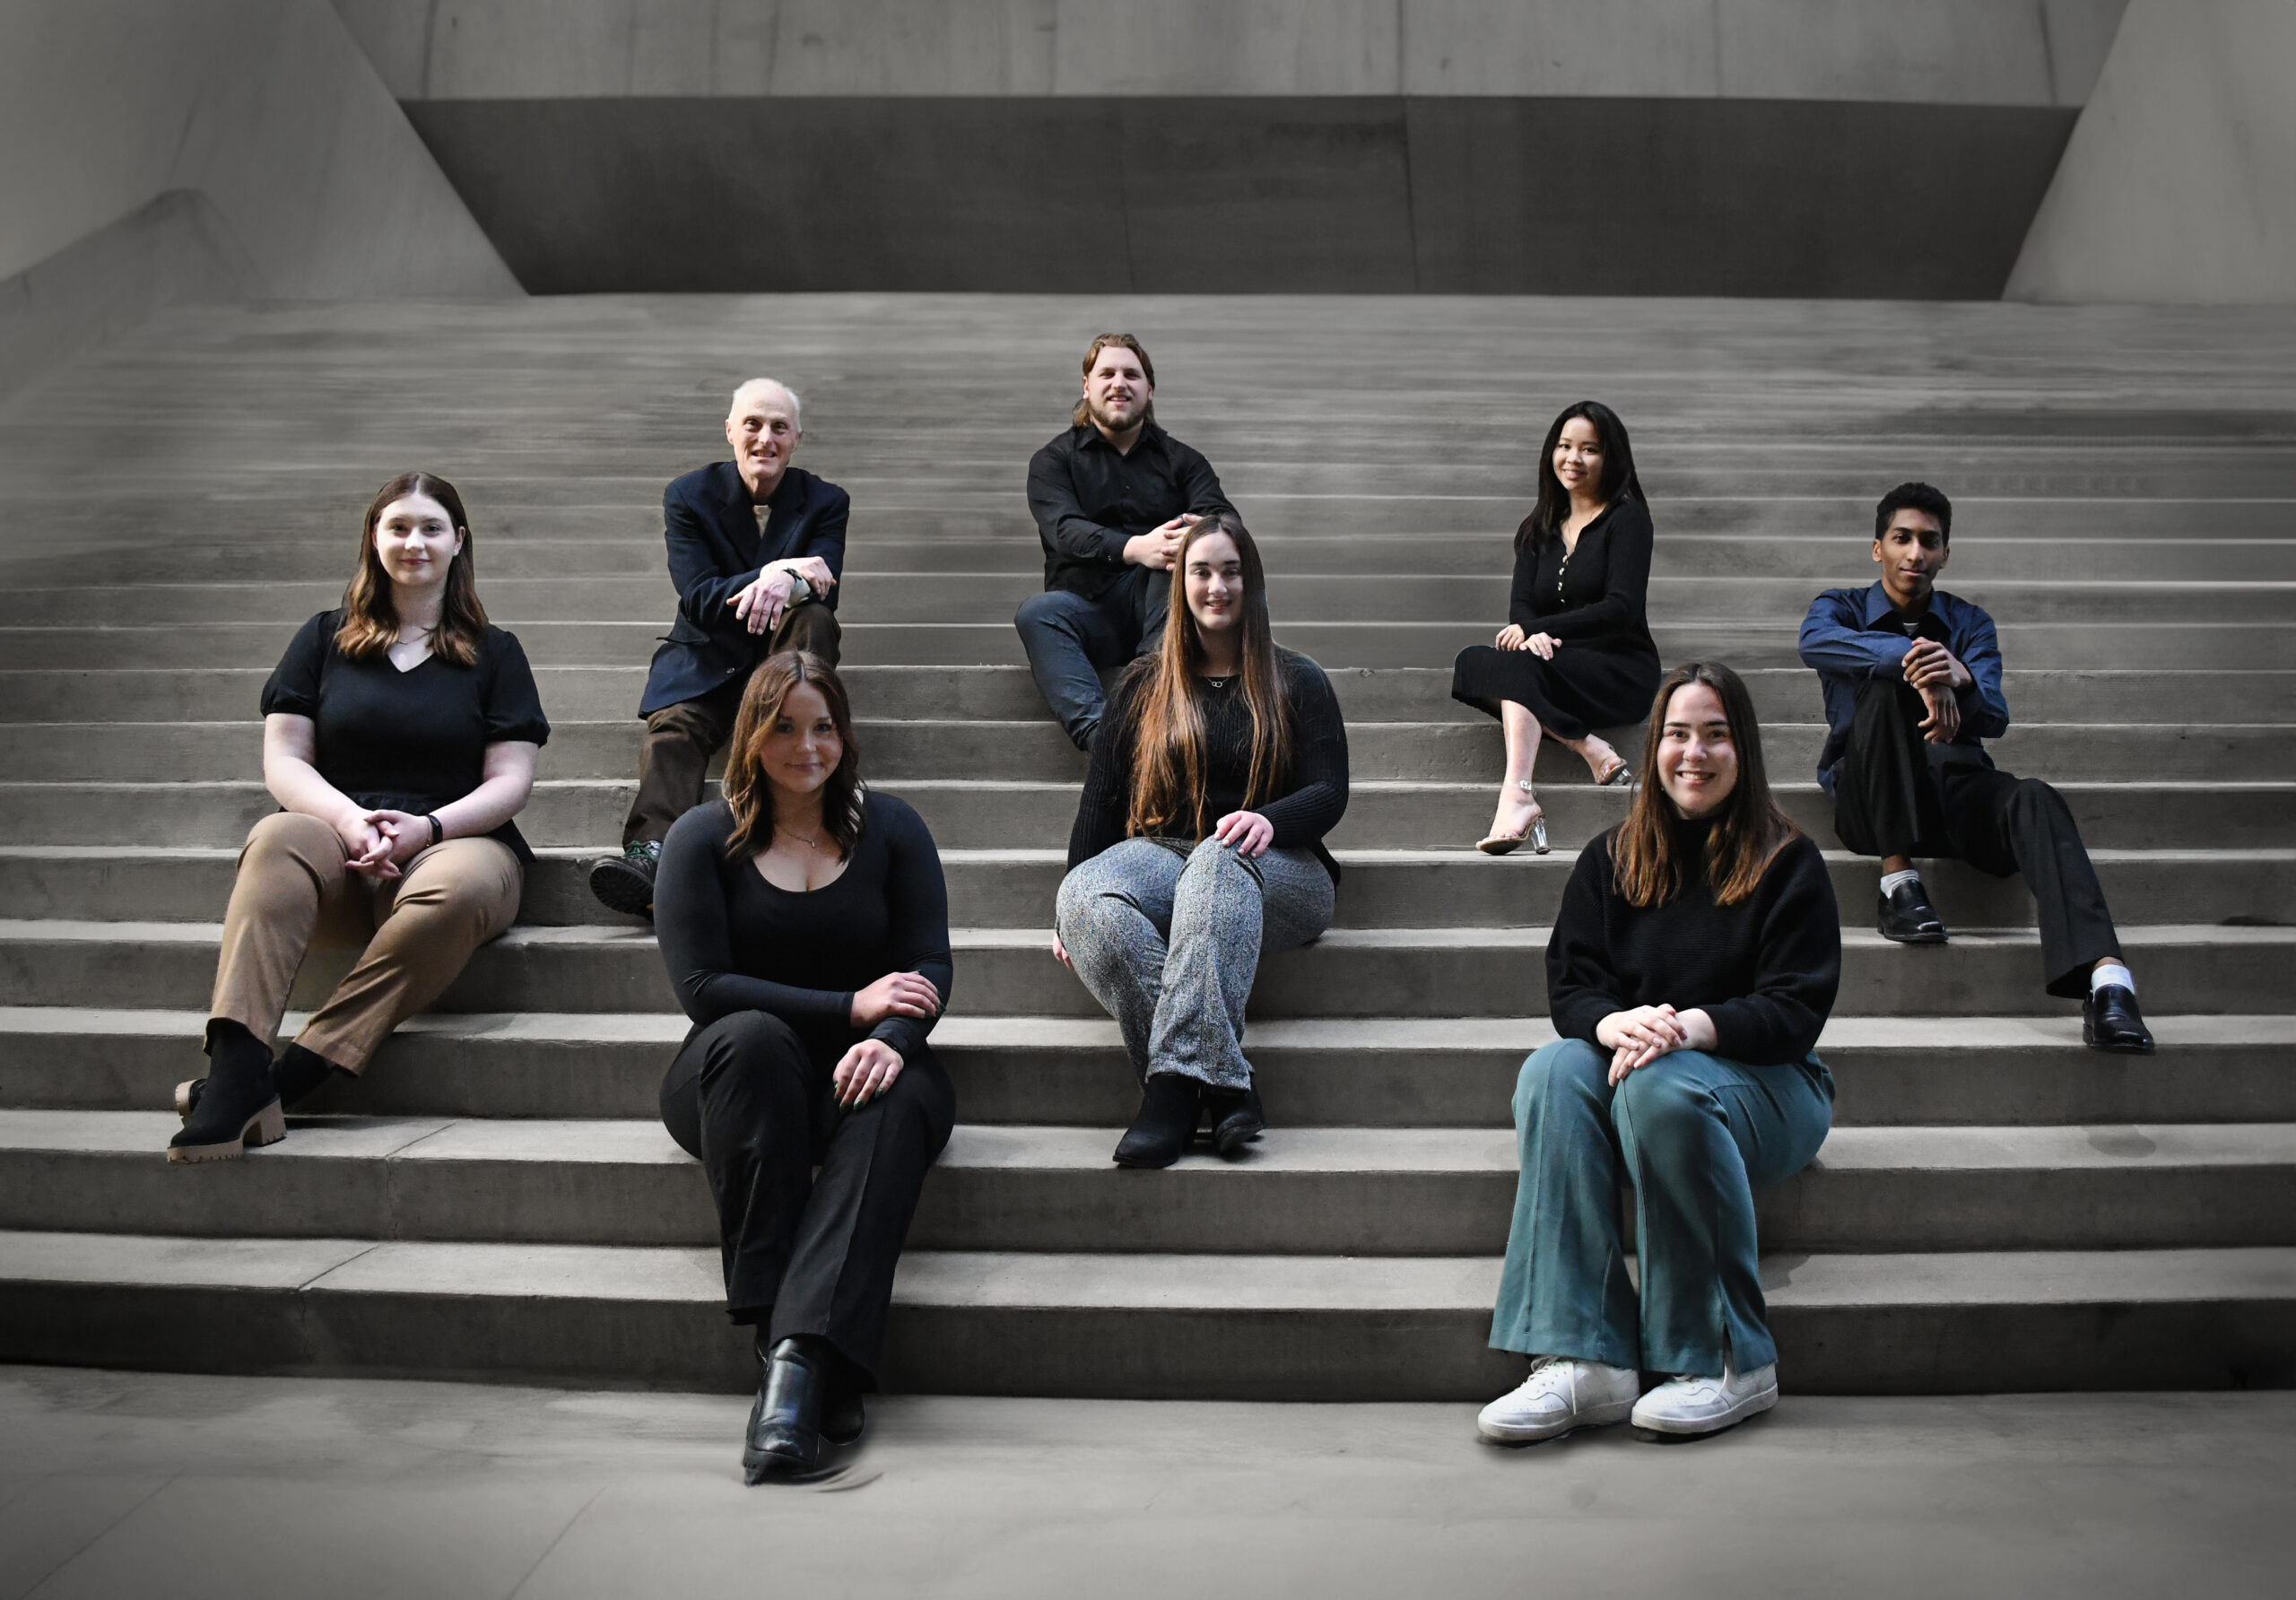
{"left": 209, "top": 811, "right": 524, "bottom": 1073}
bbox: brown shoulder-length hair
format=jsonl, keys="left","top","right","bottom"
{"left": 335, "top": 472, "right": 490, "bottom": 666}
{"left": 1613, "top": 661, "right": 1799, "bottom": 909}
{"left": 1071, "top": 332, "right": 1157, "bottom": 428}
{"left": 721, "top": 651, "right": 865, "bottom": 862}
{"left": 1120, "top": 513, "right": 1292, "bottom": 839}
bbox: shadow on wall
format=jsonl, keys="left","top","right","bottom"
{"left": 405, "top": 95, "right": 2078, "bottom": 298}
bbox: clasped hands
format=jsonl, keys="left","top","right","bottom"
{"left": 1494, "top": 624, "right": 1560, "bottom": 660}
{"left": 1594, "top": 1004, "right": 1719, "bottom": 1086}
{"left": 1123, "top": 513, "right": 1203, "bottom": 571}
{"left": 1900, "top": 637, "right": 1972, "bottom": 743}
{"left": 335, "top": 809, "right": 434, "bottom": 881}
{"left": 836, "top": 970, "right": 943, "bottom": 1106}
{"left": 730, "top": 555, "right": 839, "bottom": 636}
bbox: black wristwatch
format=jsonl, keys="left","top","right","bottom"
{"left": 425, "top": 813, "right": 443, "bottom": 848}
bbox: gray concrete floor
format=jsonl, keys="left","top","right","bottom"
{"left": 0, "top": 1369, "right": 2289, "bottom": 1598}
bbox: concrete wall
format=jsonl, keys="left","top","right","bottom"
{"left": 333, "top": 0, "right": 2126, "bottom": 103}
{"left": 0, "top": 0, "right": 518, "bottom": 397}
{"left": 2008, "top": 0, "right": 2296, "bottom": 304}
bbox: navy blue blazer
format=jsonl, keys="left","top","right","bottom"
{"left": 639, "top": 461, "right": 850, "bottom": 715}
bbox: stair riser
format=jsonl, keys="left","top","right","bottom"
{"left": 5, "top": 848, "right": 2280, "bottom": 931}
{"left": 5, "top": 1030, "right": 2291, "bottom": 1128}
{"left": 4, "top": 779, "right": 2282, "bottom": 853}
{"left": 2, "top": 1279, "right": 2287, "bottom": 1397}
{"left": 7, "top": 719, "right": 2282, "bottom": 784}
{"left": 2, "top": 931, "right": 2282, "bottom": 1017}
{"left": 4, "top": 1145, "right": 2288, "bottom": 1255}
{"left": 6, "top": 665, "right": 2284, "bottom": 726}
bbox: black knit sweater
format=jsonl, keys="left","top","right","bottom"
{"left": 1547, "top": 815, "right": 1840, "bottom": 1067}
{"left": 1067, "top": 648, "right": 1351, "bottom": 883}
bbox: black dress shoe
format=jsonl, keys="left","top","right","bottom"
{"left": 588, "top": 841, "right": 660, "bottom": 920}
{"left": 1113, "top": 1073, "right": 1202, "bottom": 1169}
{"left": 744, "top": 1337, "right": 825, "bottom": 1483}
{"left": 168, "top": 1021, "right": 284, "bottom": 1164}
{"left": 1877, "top": 880, "right": 1947, "bottom": 943}
{"left": 1203, "top": 1083, "right": 1265, "bottom": 1160}
{"left": 2083, "top": 984, "right": 2156, "bottom": 1055}
{"left": 820, "top": 1381, "right": 866, "bottom": 1449}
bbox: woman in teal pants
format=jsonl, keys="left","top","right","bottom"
{"left": 1479, "top": 662, "right": 1841, "bottom": 1445}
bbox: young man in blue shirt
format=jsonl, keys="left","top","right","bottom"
{"left": 1798, "top": 483, "right": 2152, "bottom": 1053}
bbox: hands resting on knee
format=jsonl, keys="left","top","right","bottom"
{"left": 836, "top": 970, "right": 942, "bottom": 1106}
{"left": 1595, "top": 1004, "right": 1720, "bottom": 1086}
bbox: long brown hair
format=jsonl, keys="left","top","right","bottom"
{"left": 722, "top": 651, "right": 865, "bottom": 862}
{"left": 1613, "top": 662, "right": 1798, "bottom": 909}
{"left": 335, "top": 472, "right": 490, "bottom": 666}
{"left": 1071, "top": 332, "right": 1157, "bottom": 428}
{"left": 1121, "top": 514, "right": 1292, "bottom": 839}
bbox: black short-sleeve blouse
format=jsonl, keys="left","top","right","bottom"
{"left": 260, "top": 608, "right": 551, "bottom": 864}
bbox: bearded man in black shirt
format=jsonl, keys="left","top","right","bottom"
{"left": 1016, "top": 334, "right": 1238, "bottom": 751}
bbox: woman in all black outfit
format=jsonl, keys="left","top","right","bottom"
{"left": 1477, "top": 662, "right": 1839, "bottom": 1446}
{"left": 1056, "top": 513, "right": 1350, "bottom": 1170}
{"left": 653, "top": 651, "right": 954, "bottom": 1483}
{"left": 1453, "top": 401, "right": 1663, "bottom": 854}
{"left": 171, "top": 472, "right": 546, "bottom": 1161}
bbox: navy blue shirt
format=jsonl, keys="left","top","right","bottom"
{"left": 1797, "top": 581, "right": 2010, "bottom": 793}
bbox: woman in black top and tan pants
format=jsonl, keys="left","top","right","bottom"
{"left": 653, "top": 652, "right": 955, "bottom": 1483}
{"left": 172, "top": 473, "right": 548, "bottom": 1162}
{"left": 1056, "top": 513, "right": 1350, "bottom": 1170}
{"left": 1451, "top": 401, "right": 1663, "bottom": 853}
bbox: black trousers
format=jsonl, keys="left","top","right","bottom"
{"left": 1829, "top": 677, "right": 2121, "bottom": 997}
{"left": 622, "top": 601, "right": 841, "bottom": 848}
{"left": 659, "top": 1010, "right": 954, "bottom": 1384}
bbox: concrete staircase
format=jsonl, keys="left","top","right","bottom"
{"left": 0, "top": 296, "right": 2292, "bottom": 1397}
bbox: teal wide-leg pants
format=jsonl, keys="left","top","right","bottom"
{"left": 1489, "top": 1038, "right": 1834, "bottom": 1377}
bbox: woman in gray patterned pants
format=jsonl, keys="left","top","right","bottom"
{"left": 1054, "top": 514, "right": 1350, "bottom": 1168}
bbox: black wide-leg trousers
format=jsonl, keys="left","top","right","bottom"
{"left": 1829, "top": 676, "right": 2122, "bottom": 997}
{"left": 659, "top": 1010, "right": 954, "bottom": 1385}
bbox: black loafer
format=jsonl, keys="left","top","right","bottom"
{"left": 588, "top": 842, "right": 660, "bottom": 920}
{"left": 1204, "top": 1083, "right": 1265, "bottom": 1160}
{"left": 2083, "top": 984, "right": 2155, "bottom": 1055}
{"left": 1877, "top": 880, "right": 1947, "bottom": 943}
{"left": 1113, "top": 1073, "right": 1202, "bottom": 1169}
{"left": 744, "top": 1337, "right": 824, "bottom": 1483}
{"left": 820, "top": 1381, "right": 866, "bottom": 1449}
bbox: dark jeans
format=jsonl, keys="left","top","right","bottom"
{"left": 1830, "top": 676, "right": 2121, "bottom": 996}
{"left": 622, "top": 601, "right": 839, "bottom": 847}
{"left": 1013, "top": 568, "right": 1170, "bottom": 750}
{"left": 659, "top": 1010, "right": 955, "bottom": 1385}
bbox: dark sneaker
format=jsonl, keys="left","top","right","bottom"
{"left": 2083, "top": 984, "right": 2156, "bottom": 1054}
{"left": 589, "top": 840, "right": 661, "bottom": 920}
{"left": 1877, "top": 880, "right": 1947, "bottom": 943}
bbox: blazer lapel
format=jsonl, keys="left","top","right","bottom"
{"left": 713, "top": 461, "right": 765, "bottom": 569}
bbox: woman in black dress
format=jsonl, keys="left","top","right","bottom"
{"left": 1452, "top": 401, "right": 1662, "bottom": 854}
{"left": 653, "top": 651, "right": 955, "bottom": 1483}
{"left": 171, "top": 472, "right": 547, "bottom": 1161}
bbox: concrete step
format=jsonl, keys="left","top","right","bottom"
{"left": 7, "top": 718, "right": 2286, "bottom": 785}
{"left": 5, "top": 664, "right": 2287, "bottom": 727}
{"left": 6, "top": 778, "right": 2283, "bottom": 855}
{"left": 10, "top": 1008, "right": 2290, "bottom": 1129}
{"left": 1, "top": 1229, "right": 2287, "bottom": 1396}
{"left": 0, "top": 919, "right": 2285, "bottom": 1019}
{"left": 7, "top": 619, "right": 2286, "bottom": 672}
{"left": 5, "top": 843, "right": 2285, "bottom": 932}
{"left": 4, "top": 1111, "right": 2293, "bottom": 1257}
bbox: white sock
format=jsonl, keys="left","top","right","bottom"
{"left": 1879, "top": 869, "right": 1922, "bottom": 896}
{"left": 2091, "top": 961, "right": 2135, "bottom": 996}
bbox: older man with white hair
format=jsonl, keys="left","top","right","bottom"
{"left": 589, "top": 378, "right": 849, "bottom": 918}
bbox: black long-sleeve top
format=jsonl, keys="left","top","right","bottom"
{"left": 1509, "top": 499, "right": 1660, "bottom": 656}
{"left": 1547, "top": 816, "right": 1840, "bottom": 1069}
{"left": 1027, "top": 422, "right": 1236, "bottom": 600}
{"left": 655, "top": 793, "right": 954, "bottom": 1065}
{"left": 1067, "top": 648, "right": 1351, "bottom": 883}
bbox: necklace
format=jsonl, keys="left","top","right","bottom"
{"left": 780, "top": 824, "right": 825, "bottom": 849}
{"left": 1203, "top": 674, "right": 1234, "bottom": 690}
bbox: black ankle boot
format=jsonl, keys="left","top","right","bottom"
{"left": 1203, "top": 1083, "right": 1265, "bottom": 1159}
{"left": 177, "top": 1040, "right": 345, "bottom": 1121}
{"left": 744, "top": 1336, "right": 826, "bottom": 1483}
{"left": 1113, "top": 1073, "right": 1201, "bottom": 1169}
{"left": 168, "top": 1020, "right": 283, "bottom": 1164}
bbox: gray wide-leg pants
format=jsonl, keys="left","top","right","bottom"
{"left": 1056, "top": 837, "right": 1335, "bottom": 1090}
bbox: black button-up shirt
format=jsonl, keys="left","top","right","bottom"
{"left": 1025, "top": 421, "right": 1236, "bottom": 599}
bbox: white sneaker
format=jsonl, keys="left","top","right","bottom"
{"left": 1630, "top": 1352, "right": 1779, "bottom": 1437}
{"left": 1476, "top": 1357, "right": 1640, "bottom": 1444}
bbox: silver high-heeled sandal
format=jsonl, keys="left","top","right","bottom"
{"left": 1476, "top": 779, "right": 1550, "bottom": 856}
